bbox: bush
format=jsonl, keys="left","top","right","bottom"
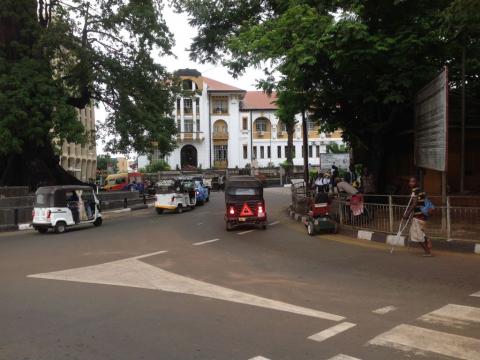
{"left": 144, "top": 160, "right": 171, "bottom": 173}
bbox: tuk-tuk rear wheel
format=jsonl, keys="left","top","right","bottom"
{"left": 261, "top": 222, "right": 267, "bottom": 230}
{"left": 94, "top": 217, "right": 103, "bottom": 226}
{"left": 176, "top": 205, "right": 183, "bottom": 214}
{"left": 226, "top": 221, "right": 233, "bottom": 231}
{"left": 37, "top": 227, "right": 48, "bottom": 234}
{"left": 307, "top": 221, "right": 315, "bottom": 236}
{"left": 155, "top": 208, "right": 164, "bottom": 215}
{"left": 54, "top": 221, "right": 66, "bottom": 234}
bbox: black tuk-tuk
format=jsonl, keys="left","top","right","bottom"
{"left": 224, "top": 176, "right": 267, "bottom": 231}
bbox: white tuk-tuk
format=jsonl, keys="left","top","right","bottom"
{"left": 32, "top": 185, "right": 102, "bottom": 234}
{"left": 154, "top": 179, "right": 196, "bottom": 214}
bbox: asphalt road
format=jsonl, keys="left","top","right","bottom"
{"left": 1, "top": 188, "right": 479, "bottom": 360}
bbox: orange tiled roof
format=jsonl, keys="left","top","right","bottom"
{"left": 203, "top": 77, "right": 245, "bottom": 92}
{"left": 242, "top": 91, "right": 278, "bottom": 110}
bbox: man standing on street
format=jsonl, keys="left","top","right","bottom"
{"left": 404, "top": 176, "right": 432, "bottom": 257}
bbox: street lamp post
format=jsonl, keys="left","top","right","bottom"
{"left": 301, "top": 109, "right": 309, "bottom": 189}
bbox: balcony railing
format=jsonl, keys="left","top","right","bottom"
{"left": 213, "top": 131, "right": 229, "bottom": 140}
{"left": 176, "top": 132, "right": 205, "bottom": 141}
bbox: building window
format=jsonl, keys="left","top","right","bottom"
{"left": 184, "top": 119, "right": 193, "bottom": 132}
{"left": 243, "top": 145, "right": 248, "bottom": 159}
{"left": 316, "top": 145, "right": 320, "bottom": 157}
{"left": 242, "top": 116, "right": 248, "bottom": 130}
{"left": 211, "top": 96, "right": 228, "bottom": 115}
{"left": 182, "top": 79, "right": 193, "bottom": 91}
{"left": 309, "top": 145, "right": 313, "bottom": 157}
{"left": 214, "top": 145, "right": 228, "bottom": 162}
{"left": 184, "top": 98, "right": 193, "bottom": 114}
{"left": 307, "top": 119, "right": 316, "bottom": 132}
{"left": 293, "top": 146, "right": 296, "bottom": 158}
{"left": 176, "top": 98, "right": 181, "bottom": 114}
{"left": 267, "top": 146, "right": 271, "bottom": 158}
{"left": 213, "top": 121, "right": 227, "bottom": 134}
{"left": 255, "top": 119, "right": 267, "bottom": 132}
{"left": 177, "top": 119, "right": 181, "bottom": 132}
{"left": 195, "top": 98, "right": 200, "bottom": 114}
{"left": 196, "top": 118, "right": 200, "bottom": 132}
{"left": 277, "top": 146, "right": 282, "bottom": 158}
{"left": 260, "top": 146, "right": 264, "bottom": 159}
{"left": 253, "top": 146, "right": 257, "bottom": 159}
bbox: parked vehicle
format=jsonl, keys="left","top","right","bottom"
{"left": 194, "top": 180, "right": 209, "bottom": 205}
{"left": 103, "top": 172, "right": 144, "bottom": 192}
{"left": 154, "top": 179, "right": 196, "bottom": 214}
{"left": 32, "top": 185, "right": 102, "bottom": 234}
{"left": 304, "top": 192, "right": 338, "bottom": 235}
{"left": 224, "top": 176, "right": 267, "bottom": 231}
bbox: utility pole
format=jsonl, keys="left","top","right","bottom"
{"left": 460, "top": 44, "right": 466, "bottom": 193}
{"left": 302, "top": 109, "right": 309, "bottom": 188}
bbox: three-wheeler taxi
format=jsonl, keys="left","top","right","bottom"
{"left": 154, "top": 179, "right": 196, "bottom": 214}
{"left": 32, "top": 185, "right": 102, "bottom": 234}
{"left": 224, "top": 176, "right": 267, "bottom": 231}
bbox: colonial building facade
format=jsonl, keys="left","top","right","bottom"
{"left": 59, "top": 106, "right": 97, "bottom": 182}
{"left": 165, "top": 69, "right": 343, "bottom": 170}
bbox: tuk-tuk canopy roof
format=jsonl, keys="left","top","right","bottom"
{"left": 226, "top": 176, "right": 262, "bottom": 188}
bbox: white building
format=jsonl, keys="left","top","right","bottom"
{"left": 165, "top": 69, "right": 343, "bottom": 170}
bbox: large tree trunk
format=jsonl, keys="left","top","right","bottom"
{"left": 285, "top": 124, "right": 295, "bottom": 182}
{"left": 0, "top": 142, "right": 84, "bottom": 191}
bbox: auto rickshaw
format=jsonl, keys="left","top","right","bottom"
{"left": 225, "top": 176, "right": 267, "bottom": 231}
{"left": 304, "top": 192, "right": 338, "bottom": 235}
{"left": 32, "top": 185, "right": 102, "bottom": 234}
{"left": 154, "top": 179, "right": 196, "bottom": 214}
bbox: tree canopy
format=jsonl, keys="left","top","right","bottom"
{"left": 0, "top": 0, "right": 178, "bottom": 187}
{"left": 174, "top": 0, "right": 480, "bottom": 169}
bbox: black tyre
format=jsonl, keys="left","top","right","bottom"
{"left": 261, "top": 222, "right": 267, "bottom": 230}
{"left": 155, "top": 208, "right": 164, "bottom": 215}
{"left": 54, "top": 221, "right": 67, "bottom": 234}
{"left": 176, "top": 205, "right": 183, "bottom": 214}
{"left": 93, "top": 217, "right": 103, "bottom": 226}
{"left": 37, "top": 227, "right": 48, "bottom": 234}
{"left": 332, "top": 222, "right": 339, "bottom": 234}
{"left": 307, "top": 221, "right": 315, "bottom": 236}
{"left": 206, "top": 196, "right": 210, "bottom": 203}
{"left": 226, "top": 221, "right": 233, "bottom": 231}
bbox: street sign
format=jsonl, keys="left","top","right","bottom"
{"left": 414, "top": 68, "right": 449, "bottom": 172}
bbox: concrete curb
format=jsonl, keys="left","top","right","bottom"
{"left": 287, "top": 207, "right": 480, "bottom": 255}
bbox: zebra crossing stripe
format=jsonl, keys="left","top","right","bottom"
{"left": 327, "top": 355, "right": 362, "bottom": 360}
{"left": 308, "top": 322, "right": 356, "bottom": 342}
{"left": 369, "top": 324, "right": 480, "bottom": 360}
{"left": 471, "top": 291, "right": 480, "bottom": 297}
{"left": 419, "top": 304, "right": 480, "bottom": 328}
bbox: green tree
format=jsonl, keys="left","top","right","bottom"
{"left": 326, "top": 143, "right": 349, "bottom": 154}
{"left": 144, "top": 159, "right": 170, "bottom": 173}
{"left": 173, "top": 0, "right": 479, "bottom": 178}
{"left": 96, "top": 154, "right": 118, "bottom": 174}
{"left": 0, "top": 0, "right": 177, "bottom": 188}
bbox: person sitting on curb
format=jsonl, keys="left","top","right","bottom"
{"left": 403, "top": 176, "right": 433, "bottom": 257}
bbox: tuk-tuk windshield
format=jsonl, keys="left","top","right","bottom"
{"left": 226, "top": 187, "right": 260, "bottom": 196}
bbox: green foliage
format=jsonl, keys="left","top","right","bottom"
{"left": 326, "top": 143, "right": 349, "bottom": 154}
{"left": 0, "top": 0, "right": 178, "bottom": 159}
{"left": 174, "top": 0, "right": 480, "bottom": 169}
{"left": 144, "top": 159, "right": 171, "bottom": 173}
{"left": 97, "top": 154, "right": 118, "bottom": 174}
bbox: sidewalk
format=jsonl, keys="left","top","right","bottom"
{"left": 288, "top": 207, "right": 480, "bottom": 256}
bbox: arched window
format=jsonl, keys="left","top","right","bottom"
{"left": 213, "top": 120, "right": 228, "bottom": 134}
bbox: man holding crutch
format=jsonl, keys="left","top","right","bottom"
{"left": 404, "top": 176, "right": 433, "bottom": 256}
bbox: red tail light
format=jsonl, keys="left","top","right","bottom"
{"left": 258, "top": 203, "right": 265, "bottom": 217}
{"left": 46, "top": 210, "right": 51, "bottom": 219}
{"left": 229, "top": 206, "right": 235, "bottom": 215}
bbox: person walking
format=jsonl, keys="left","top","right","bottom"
{"left": 404, "top": 176, "right": 432, "bottom": 256}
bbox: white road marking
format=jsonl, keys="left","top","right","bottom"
{"left": 133, "top": 250, "right": 168, "bottom": 260}
{"left": 237, "top": 230, "right": 255, "bottom": 235}
{"left": 372, "top": 305, "right": 397, "bottom": 315}
{"left": 327, "top": 355, "right": 362, "bottom": 360}
{"left": 193, "top": 238, "right": 220, "bottom": 246}
{"left": 28, "top": 252, "right": 345, "bottom": 322}
{"left": 419, "top": 304, "right": 480, "bottom": 328}
{"left": 249, "top": 357, "right": 271, "bottom": 360}
{"left": 308, "top": 322, "right": 356, "bottom": 342}
{"left": 369, "top": 324, "right": 480, "bottom": 359}
{"left": 268, "top": 221, "right": 280, "bottom": 226}
{"left": 471, "top": 291, "right": 480, "bottom": 297}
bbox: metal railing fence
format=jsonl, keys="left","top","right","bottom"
{"left": 291, "top": 182, "right": 480, "bottom": 242}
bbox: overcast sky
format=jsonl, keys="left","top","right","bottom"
{"left": 96, "top": 4, "right": 266, "bottom": 156}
